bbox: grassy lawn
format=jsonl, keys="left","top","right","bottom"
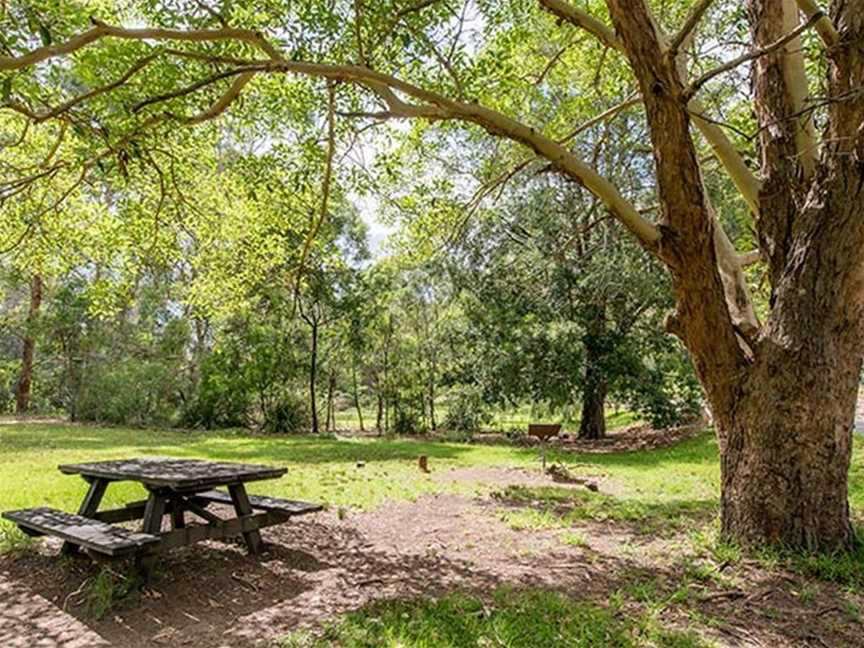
{"left": 0, "top": 422, "right": 717, "bottom": 533}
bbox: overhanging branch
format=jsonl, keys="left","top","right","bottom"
{"left": 3, "top": 18, "right": 660, "bottom": 250}
{"left": 687, "top": 10, "right": 822, "bottom": 97}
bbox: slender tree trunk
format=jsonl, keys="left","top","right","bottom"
{"left": 15, "top": 274, "right": 43, "bottom": 414}
{"left": 376, "top": 388, "right": 383, "bottom": 434}
{"left": 309, "top": 318, "right": 319, "bottom": 434}
{"left": 352, "top": 361, "right": 365, "bottom": 431}
{"left": 325, "top": 370, "right": 336, "bottom": 432}
{"left": 429, "top": 380, "right": 437, "bottom": 432}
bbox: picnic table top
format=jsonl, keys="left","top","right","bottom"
{"left": 58, "top": 457, "right": 287, "bottom": 490}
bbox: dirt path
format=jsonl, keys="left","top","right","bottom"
{"left": 1, "top": 467, "right": 861, "bottom": 647}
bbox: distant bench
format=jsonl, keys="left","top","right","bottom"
{"left": 527, "top": 423, "right": 561, "bottom": 441}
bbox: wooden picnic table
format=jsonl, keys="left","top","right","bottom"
{"left": 2, "top": 457, "right": 322, "bottom": 579}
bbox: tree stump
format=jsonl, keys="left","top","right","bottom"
{"left": 418, "top": 455, "right": 429, "bottom": 473}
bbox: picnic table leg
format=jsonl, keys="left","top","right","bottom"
{"left": 227, "top": 484, "right": 264, "bottom": 555}
{"left": 170, "top": 499, "right": 185, "bottom": 529}
{"left": 61, "top": 478, "right": 108, "bottom": 556}
{"left": 135, "top": 491, "right": 167, "bottom": 584}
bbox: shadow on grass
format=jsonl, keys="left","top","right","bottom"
{"left": 547, "top": 432, "right": 721, "bottom": 470}
{"left": 491, "top": 484, "right": 718, "bottom": 534}
{"left": 0, "top": 424, "right": 721, "bottom": 467}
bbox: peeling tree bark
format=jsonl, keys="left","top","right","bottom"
{"left": 605, "top": 0, "right": 864, "bottom": 550}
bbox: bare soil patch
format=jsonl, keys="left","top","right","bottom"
{"left": 471, "top": 422, "right": 705, "bottom": 453}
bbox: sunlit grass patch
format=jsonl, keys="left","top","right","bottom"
{"left": 277, "top": 587, "right": 714, "bottom": 648}
{"left": 561, "top": 530, "right": 589, "bottom": 547}
{"left": 0, "top": 522, "right": 34, "bottom": 554}
{"left": 492, "top": 484, "right": 716, "bottom": 534}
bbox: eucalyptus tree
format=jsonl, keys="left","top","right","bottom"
{"left": 451, "top": 170, "right": 697, "bottom": 438}
{"left": 3, "top": 0, "right": 863, "bottom": 548}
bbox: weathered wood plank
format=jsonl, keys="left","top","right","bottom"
{"left": 63, "top": 478, "right": 108, "bottom": 556}
{"left": 228, "top": 484, "right": 263, "bottom": 555}
{"left": 155, "top": 511, "right": 289, "bottom": 551}
{"left": 58, "top": 458, "right": 286, "bottom": 490}
{"left": 2, "top": 508, "right": 159, "bottom": 557}
{"left": 192, "top": 490, "right": 323, "bottom": 516}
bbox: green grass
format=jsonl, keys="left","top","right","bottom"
{"left": 278, "top": 587, "right": 715, "bottom": 648}
{"left": 5, "top": 422, "right": 864, "bottom": 599}
{"left": 0, "top": 423, "right": 718, "bottom": 527}
{"left": 493, "top": 483, "right": 717, "bottom": 533}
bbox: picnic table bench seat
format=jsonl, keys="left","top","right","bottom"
{"left": 192, "top": 489, "right": 323, "bottom": 517}
{"left": 2, "top": 507, "right": 159, "bottom": 557}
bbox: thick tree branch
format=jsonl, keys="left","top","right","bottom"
{"left": 795, "top": 0, "right": 839, "bottom": 48}
{"left": 2, "top": 19, "right": 659, "bottom": 248}
{"left": 668, "top": 0, "right": 715, "bottom": 59}
{"left": 607, "top": 0, "right": 749, "bottom": 428}
{"left": 781, "top": 0, "right": 818, "bottom": 178}
{"left": 0, "top": 19, "right": 282, "bottom": 71}
{"left": 540, "top": 0, "right": 761, "bottom": 217}
{"left": 688, "top": 10, "right": 822, "bottom": 97}
{"left": 537, "top": 0, "right": 621, "bottom": 50}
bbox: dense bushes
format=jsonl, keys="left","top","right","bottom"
{"left": 443, "top": 385, "right": 492, "bottom": 435}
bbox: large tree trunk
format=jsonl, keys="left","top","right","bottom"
{"left": 578, "top": 365, "right": 607, "bottom": 440}
{"left": 719, "top": 343, "right": 859, "bottom": 549}
{"left": 713, "top": 163, "right": 864, "bottom": 550}
{"left": 578, "top": 306, "right": 607, "bottom": 440}
{"left": 15, "top": 274, "right": 43, "bottom": 414}
{"left": 606, "top": 0, "right": 864, "bottom": 551}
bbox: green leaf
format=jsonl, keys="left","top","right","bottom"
{"left": 38, "top": 25, "right": 53, "bottom": 46}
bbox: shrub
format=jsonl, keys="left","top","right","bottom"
{"left": 181, "top": 350, "right": 251, "bottom": 429}
{"left": 74, "top": 360, "right": 179, "bottom": 426}
{"left": 261, "top": 392, "right": 311, "bottom": 435}
{"left": 443, "top": 385, "right": 492, "bottom": 435}
{"left": 392, "top": 402, "right": 426, "bottom": 435}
